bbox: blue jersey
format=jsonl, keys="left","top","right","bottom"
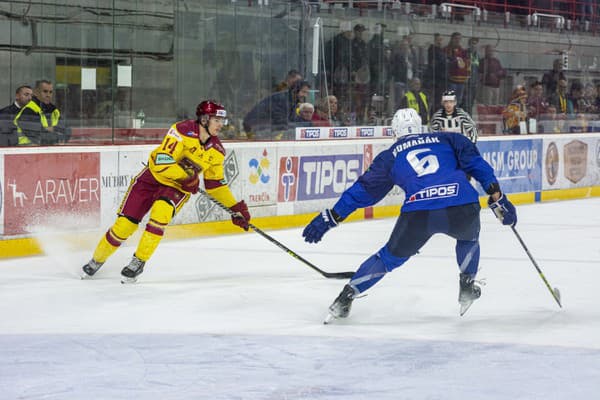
{"left": 332, "top": 132, "right": 498, "bottom": 218}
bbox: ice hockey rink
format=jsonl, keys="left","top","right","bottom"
{"left": 1, "top": 197, "right": 599, "bottom": 399}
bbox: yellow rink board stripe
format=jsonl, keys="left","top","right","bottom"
{"left": 1, "top": 187, "right": 598, "bottom": 259}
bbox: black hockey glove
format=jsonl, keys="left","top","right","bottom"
{"left": 302, "top": 209, "right": 341, "bottom": 243}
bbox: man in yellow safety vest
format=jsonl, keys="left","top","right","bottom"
{"left": 13, "top": 80, "right": 67, "bottom": 145}
{"left": 399, "top": 77, "right": 429, "bottom": 124}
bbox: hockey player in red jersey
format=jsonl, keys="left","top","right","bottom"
{"left": 82, "top": 100, "right": 251, "bottom": 283}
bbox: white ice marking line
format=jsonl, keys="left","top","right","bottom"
{"left": 498, "top": 175, "right": 528, "bottom": 180}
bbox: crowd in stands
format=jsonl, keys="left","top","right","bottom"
{"left": 4, "top": 1, "right": 600, "bottom": 146}
{"left": 239, "top": 22, "right": 600, "bottom": 140}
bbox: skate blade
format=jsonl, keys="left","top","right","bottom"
{"left": 80, "top": 271, "right": 94, "bottom": 280}
{"left": 459, "top": 300, "right": 474, "bottom": 316}
{"left": 120, "top": 276, "right": 138, "bottom": 284}
{"left": 323, "top": 312, "right": 337, "bottom": 325}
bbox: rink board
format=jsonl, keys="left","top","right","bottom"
{"left": 1, "top": 133, "right": 600, "bottom": 257}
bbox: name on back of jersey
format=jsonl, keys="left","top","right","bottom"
{"left": 393, "top": 136, "right": 440, "bottom": 157}
{"left": 407, "top": 183, "right": 459, "bottom": 203}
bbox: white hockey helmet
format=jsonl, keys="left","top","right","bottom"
{"left": 391, "top": 108, "right": 422, "bottom": 138}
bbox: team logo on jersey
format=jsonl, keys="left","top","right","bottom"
{"left": 155, "top": 153, "right": 175, "bottom": 165}
{"left": 545, "top": 142, "right": 559, "bottom": 185}
{"left": 329, "top": 128, "right": 348, "bottom": 138}
{"left": 358, "top": 127, "right": 374, "bottom": 137}
{"left": 406, "top": 183, "right": 459, "bottom": 203}
{"left": 300, "top": 128, "right": 321, "bottom": 139}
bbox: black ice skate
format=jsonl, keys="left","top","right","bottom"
{"left": 458, "top": 273, "right": 481, "bottom": 316}
{"left": 324, "top": 284, "right": 356, "bottom": 324}
{"left": 120, "top": 255, "right": 145, "bottom": 284}
{"left": 81, "top": 259, "right": 104, "bottom": 279}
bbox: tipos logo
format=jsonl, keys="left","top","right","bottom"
{"left": 545, "top": 142, "right": 559, "bottom": 185}
{"left": 564, "top": 140, "right": 587, "bottom": 184}
{"left": 329, "top": 128, "right": 348, "bottom": 138}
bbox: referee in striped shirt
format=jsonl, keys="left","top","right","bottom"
{"left": 430, "top": 90, "right": 478, "bottom": 144}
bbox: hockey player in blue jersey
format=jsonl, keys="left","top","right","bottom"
{"left": 302, "top": 108, "right": 517, "bottom": 322}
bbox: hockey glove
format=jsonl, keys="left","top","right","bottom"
{"left": 488, "top": 193, "right": 517, "bottom": 226}
{"left": 302, "top": 209, "right": 340, "bottom": 243}
{"left": 179, "top": 173, "right": 200, "bottom": 194}
{"left": 231, "top": 200, "right": 251, "bottom": 231}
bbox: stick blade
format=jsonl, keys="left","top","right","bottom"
{"left": 323, "top": 271, "right": 355, "bottom": 280}
{"left": 553, "top": 287, "right": 562, "bottom": 307}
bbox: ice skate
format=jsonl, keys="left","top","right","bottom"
{"left": 324, "top": 284, "right": 356, "bottom": 324}
{"left": 81, "top": 259, "right": 104, "bottom": 279}
{"left": 458, "top": 273, "right": 481, "bottom": 316}
{"left": 120, "top": 255, "right": 145, "bottom": 284}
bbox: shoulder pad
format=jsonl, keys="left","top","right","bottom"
{"left": 175, "top": 120, "right": 199, "bottom": 138}
{"left": 204, "top": 135, "right": 226, "bottom": 155}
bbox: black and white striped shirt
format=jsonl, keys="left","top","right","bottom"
{"left": 430, "top": 107, "right": 478, "bottom": 144}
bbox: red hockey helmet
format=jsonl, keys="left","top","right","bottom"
{"left": 196, "top": 100, "right": 227, "bottom": 121}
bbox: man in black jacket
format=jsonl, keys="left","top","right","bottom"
{"left": 0, "top": 85, "right": 32, "bottom": 147}
{"left": 13, "top": 80, "right": 68, "bottom": 145}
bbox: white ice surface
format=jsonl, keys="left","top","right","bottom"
{"left": 1, "top": 198, "right": 599, "bottom": 399}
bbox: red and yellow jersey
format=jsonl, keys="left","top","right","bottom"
{"left": 148, "top": 119, "right": 237, "bottom": 207}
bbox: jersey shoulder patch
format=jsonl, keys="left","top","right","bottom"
{"left": 175, "top": 120, "right": 199, "bottom": 138}
{"left": 166, "top": 126, "right": 183, "bottom": 141}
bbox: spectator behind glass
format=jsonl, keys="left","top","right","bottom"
{"left": 368, "top": 23, "right": 388, "bottom": 99}
{"left": 0, "top": 85, "right": 33, "bottom": 147}
{"left": 291, "top": 102, "right": 315, "bottom": 127}
{"left": 274, "top": 69, "right": 302, "bottom": 93}
{"left": 479, "top": 45, "right": 507, "bottom": 105}
{"left": 542, "top": 59, "right": 566, "bottom": 97}
{"left": 566, "top": 80, "right": 590, "bottom": 132}
{"left": 390, "top": 37, "right": 415, "bottom": 111}
{"left": 399, "top": 78, "right": 430, "bottom": 125}
{"left": 445, "top": 32, "right": 470, "bottom": 105}
{"left": 351, "top": 23, "right": 370, "bottom": 124}
{"left": 527, "top": 81, "right": 549, "bottom": 120}
{"left": 243, "top": 80, "right": 311, "bottom": 140}
{"left": 567, "top": 80, "right": 587, "bottom": 115}
{"left": 13, "top": 79, "right": 67, "bottom": 146}
{"left": 503, "top": 85, "right": 528, "bottom": 134}
{"left": 423, "top": 33, "right": 447, "bottom": 115}
{"left": 463, "top": 37, "right": 480, "bottom": 114}
{"left": 548, "top": 78, "right": 569, "bottom": 119}
{"left": 583, "top": 83, "right": 598, "bottom": 114}
{"left": 312, "top": 95, "right": 340, "bottom": 127}
{"left": 325, "top": 21, "right": 354, "bottom": 117}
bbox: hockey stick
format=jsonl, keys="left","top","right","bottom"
{"left": 511, "top": 226, "right": 562, "bottom": 308}
{"left": 199, "top": 189, "right": 355, "bottom": 279}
